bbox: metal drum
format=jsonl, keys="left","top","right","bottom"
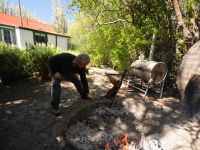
{"left": 131, "top": 60, "right": 167, "bottom": 83}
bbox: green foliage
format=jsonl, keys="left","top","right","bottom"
{"left": 24, "top": 46, "right": 80, "bottom": 79}
{"left": 68, "top": 13, "right": 151, "bottom": 72}
{"left": 0, "top": 44, "right": 80, "bottom": 84}
{"left": 0, "top": 44, "right": 27, "bottom": 84}
{"left": 184, "top": 0, "right": 200, "bottom": 16}
{"left": 68, "top": 0, "right": 185, "bottom": 87}
{"left": 183, "top": 0, "right": 200, "bottom": 35}
{"left": 68, "top": 0, "right": 200, "bottom": 87}
{"left": 24, "top": 46, "right": 61, "bottom": 79}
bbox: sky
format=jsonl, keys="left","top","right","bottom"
{"left": 8, "top": 0, "right": 77, "bottom": 23}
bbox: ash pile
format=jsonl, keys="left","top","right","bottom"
{"left": 66, "top": 104, "right": 163, "bottom": 150}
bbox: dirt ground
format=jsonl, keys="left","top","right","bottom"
{"left": 0, "top": 67, "right": 200, "bottom": 150}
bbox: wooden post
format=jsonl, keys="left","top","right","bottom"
{"left": 149, "top": 31, "right": 157, "bottom": 61}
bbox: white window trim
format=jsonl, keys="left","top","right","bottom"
{"left": 0, "top": 26, "right": 16, "bottom": 44}
{"left": 1, "top": 29, "right": 4, "bottom": 41}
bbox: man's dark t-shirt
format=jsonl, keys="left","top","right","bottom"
{"left": 49, "top": 53, "right": 89, "bottom": 94}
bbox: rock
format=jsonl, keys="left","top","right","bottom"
{"left": 56, "top": 115, "right": 64, "bottom": 122}
{"left": 29, "top": 110, "right": 35, "bottom": 114}
{"left": 6, "top": 110, "right": 13, "bottom": 115}
{"left": 28, "top": 103, "right": 34, "bottom": 107}
{"left": 88, "top": 116, "right": 98, "bottom": 121}
{"left": 99, "top": 125, "right": 105, "bottom": 131}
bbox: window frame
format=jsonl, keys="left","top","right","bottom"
{"left": 0, "top": 26, "right": 16, "bottom": 44}
{"left": 33, "top": 31, "right": 47, "bottom": 45}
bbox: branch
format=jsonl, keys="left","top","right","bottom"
{"left": 172, "top": 0, "right": 192, "bottom": 40}
{"left": 95, "top": 19, "right": 127, "bottom": 26}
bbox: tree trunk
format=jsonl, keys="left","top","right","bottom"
{"left": 172, "top": 0, "right": 193, "bottom": 49}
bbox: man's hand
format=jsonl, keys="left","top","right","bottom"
{"left": 82, "top": 94, "right": 94, "bottom": 100}
{"left": 54, "top": 72, "right": 62, "bottom": 79}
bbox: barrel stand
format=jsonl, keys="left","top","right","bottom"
{"left": 126, "top": 75, "right": 166, "bottom": 99}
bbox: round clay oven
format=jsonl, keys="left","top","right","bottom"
{"left": 177, "top": 40, "right": 200, "bottom": 99}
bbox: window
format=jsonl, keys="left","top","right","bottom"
{"left": 34, "top": 32, "right": 47, "bottom": 45}
{"left": 4, "top": 29, "right": 12, "bottom": 44}
{"left": 0, "top": 27, "right": 16, "bottom": 44}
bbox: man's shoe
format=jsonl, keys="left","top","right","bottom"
{"left": 51, "top": 108, "right": 60, "bottom": 115}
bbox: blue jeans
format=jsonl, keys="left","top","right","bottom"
{"left": 51, "top": 74, "right": 85, "bottom": 110}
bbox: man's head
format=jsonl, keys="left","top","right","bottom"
{"left": 76, "top": 54, "right": 90, "bottom": 68}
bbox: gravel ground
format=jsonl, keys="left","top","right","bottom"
{"left": 0, "top": 67, "right": 199, "bottom": 150}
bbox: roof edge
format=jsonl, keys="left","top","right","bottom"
{"left": 19, "top": 26, "right": 71, "bottom": 38}
{"left": 0, "top": 23, "right": 70, "bottom": 38}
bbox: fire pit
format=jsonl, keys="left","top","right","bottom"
{"left": 65, "top": 101, "right": 163, "bottom": 150}
{"left": 66, "top": 102, "right": 135, "bottom": 150}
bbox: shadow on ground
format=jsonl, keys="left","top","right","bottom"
{"left": 0, "top": 67, "right": 199, "bottom": 150}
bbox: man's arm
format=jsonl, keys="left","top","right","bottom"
{"left": 80, "top": 70, "right": 89, "bottom": 94}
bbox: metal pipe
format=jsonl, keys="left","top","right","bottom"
{"left": 18, "top": 0, "right": 23, "bottom": 26}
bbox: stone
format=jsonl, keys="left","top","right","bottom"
{"left": 6, "top": 110, "right": 13, "bottom": 115}
{"left": 29, "top": 110, "right": 35, "bottom": 114}
{"left": 88, "top": 116, "right": 98, "bottom": 121}
{"left": 56, "top": 116, "right": 64, "bottom": 122}
{"left": 28, "top": 103, "right": 34, "bottom": 107}
{"left": 98, "top": 125, "right": 105, "bottom": 131}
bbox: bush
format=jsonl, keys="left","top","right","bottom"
{"left": 0, "top": 44, "right": 81, "bottom": 84}
{"left": 0, "top": 44, "right": 57, "bottom": 83}
{"left": 0, "top": 44, "right": 28, "bottom": 84}
{"left": 24, "top": 45, "right": 60, "bottom": 79}
{"left": 24, "top": 46, "right": 80, "bottom": 79}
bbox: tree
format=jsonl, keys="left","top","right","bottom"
{"left": 68, "top": 0, "right": 200, "bottom": 85}
{"left": 51, "top": 0, "right": 67, "bottom": 34}
{"left": 0, "top": 0, "right": 40, "bottom": 21}
{"left": 184, "top": 0, "right": 200, "bottom": 41}
{"left": 172, "top": 0, "right": 192, "bottom": 49}
{"left": 172, "top": 0, "right": 200, "bottom": 49}
{"left": 69, "top": 1, "right": 175, "bottom": 59}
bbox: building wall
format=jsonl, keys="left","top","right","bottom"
{"left": 47, "top": 34, "right": 56, "bottom": 47}
{"left": 0, "top": 24, "right": 70, "bottom": 50}
{"left": 57, "top": 36, "right": 68, "bottom": 50}
{"left": 15, "top": 27, "right": 21, "bottom": 47}
{"left": 19, "top": 28, "right": 34, "bottom": 48}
